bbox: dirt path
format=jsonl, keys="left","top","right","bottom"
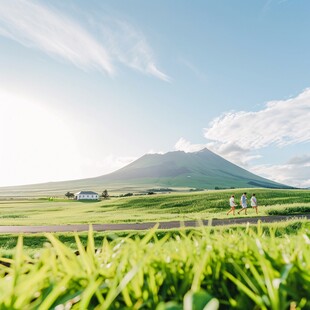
{"left": 0, "top": 214, "right": 309, "bottom": 233}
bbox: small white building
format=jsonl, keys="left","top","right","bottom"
{"left": 75, "top": 191, "right": 99, "bottom": 200}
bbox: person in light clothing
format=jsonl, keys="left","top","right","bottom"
{"left": 227, "top": 195, "right": 237, "bottom": 215}
{"left": 251, "top": 193, "right": 258, "bottom": 214}
{"left": 238, "top": 192, "right": 247, "bottom": 215}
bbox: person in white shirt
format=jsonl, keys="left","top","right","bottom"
{"left": 238, "top": 192, "right": 247, "bottom": 215}
{"left": 250, "top": 193, "right": 258, "bottom": 214}
{"left": 227, "top": 195, "right": 237, "bottom": 215}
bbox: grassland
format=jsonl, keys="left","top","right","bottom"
{"left": 0, "top": 219, "right": 309, "bottom": 258}
{"left": 0, "top": 188, "right": 309, "bottom": 226}
{"left": 0, "top": 223, "right": 309, "bottom": 309}
{"left": 0, "top": 189, "right": 309, "bottom": 309}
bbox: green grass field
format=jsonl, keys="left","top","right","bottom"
{"left": 0, "top": 188, "right": 309, "bottom": 225}
{"left": 0, "top": 223, "right": 309, "bottom": 309}
{"left": 0, "top": 189, "right": 309, "bottom": 309}
{"left": 0, "top": 219, "right": 309, "bottom": 258}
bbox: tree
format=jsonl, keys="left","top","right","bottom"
{"left": 65, "top": 192, "right": 74, "bottom": 199}
{"left": 102, "top": 190, "right": 109, "bottom": 199}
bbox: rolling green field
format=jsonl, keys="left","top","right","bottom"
{"left": 0, "top": 189, "right": 309, "bottom": 226}
{"left": 1, "top": 189, "right": 310, "bottom": 309}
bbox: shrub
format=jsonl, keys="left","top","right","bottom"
{"left": 267, "top": 206, "right": 310, "bottom": 215}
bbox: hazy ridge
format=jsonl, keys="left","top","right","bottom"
{"left": 0, "top": 149, "right": 291, "bottom": 197}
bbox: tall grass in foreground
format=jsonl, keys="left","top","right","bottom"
{"left": 0, "top": 224, "right": 309, "bottom": 309}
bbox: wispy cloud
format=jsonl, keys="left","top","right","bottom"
{"left": 178, "top": 57, "right": 207, "bottom": 82}
{"left": 261, "top": 0, "right": 291, "bottom": 15}
{"left": 287, "top": 154, "right": 310, "bottom": 166}
{"left": 0, "top": 0, "right": 113, "bottom": 74}
{"left": 99, "top": 18, "right": 170, "bottom": 82}
{"left": 204, "top": 88, "right": 310, "bottom": 165}
{"left": 0, "top": 0, "right": 169, "bottom": 81}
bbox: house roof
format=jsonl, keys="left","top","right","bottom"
{"left": 75, "top": 191, "right": 99, "bottom": 195}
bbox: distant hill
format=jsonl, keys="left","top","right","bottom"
{"left": 95, "top": 148, "right": 290, "bottom": 189}
{"left": 0, "top": 148, "right": 291, "bottom": 197}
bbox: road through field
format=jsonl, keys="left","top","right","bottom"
{"left": 0, "top": 214, "right": 309, "bottom": 233}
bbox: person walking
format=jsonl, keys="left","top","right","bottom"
{"left": 238, "top": 192, "right": 247, "bottom": 215}
{"left": 251, "top": 193, "right": 258, "bottom": 214}
{"left": 227, "top": 195, "right": 237, "bottom": 215}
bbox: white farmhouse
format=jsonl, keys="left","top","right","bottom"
{"left": 75, "top": 191, "right": 99, "bottom": 200}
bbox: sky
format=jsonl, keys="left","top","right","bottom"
{"left": 0, "top": 0, "right": 309, "bottom": 188}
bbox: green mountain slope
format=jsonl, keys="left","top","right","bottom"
{"left": 0, "top": 149, "right": 291, "bottom": 197}
{"left": 95, "top": 148, "right": 289, "bottom": 189}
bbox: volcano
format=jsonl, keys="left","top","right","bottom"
{"left": 0, "top": 148, "right": 291, "bottom": 197}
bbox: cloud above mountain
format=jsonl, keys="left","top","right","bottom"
{"left": 204, "top": 88, "right": 310, "bottom": 150}
{"left": 175, "top": 138, "right": 207, "bottom": 153}
{"left": 175, "top": 88, "right": 310, "bottom": 187}
{"left": 251, "top": 157, "right": 310, "bottom": 189}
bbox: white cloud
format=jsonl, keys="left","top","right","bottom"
{"left": 147, "top": 150, "right": 165, "bottom": 155}
{"left": 175, "top": 88, "right": 310, "bottom": 187}
{"left": 0, "top": 0, "right": 169, "bottom": 81}
{"left": 98, "top": 18, "right": 170, "bottom": 82}
{"left": 287, "top": 154, "right": 310, "bottom": 166}
{"left": 175, "top": 138, "right": 207, "bottom": 153}
{"left": 174, "top": 138, "right": 261, "bottom": 166}
{"left": 204, "top": 88, "right": 310, "bottom": 165}
{"left": 206, "top": 141, "right": 262, "bottom": 167}
{"left": 251, "top": 155, "right": 310, "bottom": 188}
{"left": 0, "top": 0, "right": 113, "bottom": 74}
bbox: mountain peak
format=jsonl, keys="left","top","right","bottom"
{"left": 98, "top": 148, "right": 289, "bottom": 189}
{"left": 0, "top": 147, "right": 291, "bottom": 197}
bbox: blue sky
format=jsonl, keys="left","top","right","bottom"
{"left": 0, "top": 0, "right": 309, "bottom": 187}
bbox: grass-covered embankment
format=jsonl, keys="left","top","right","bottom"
{"left": 0, "top": 223, "right": 309, "bottom": 309}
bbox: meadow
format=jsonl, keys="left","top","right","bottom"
{"left": 0, "top": 188, "right": 309, "bottom": 226}
{"left": 0, "top": 219, "right": 309, "bottom": 258}
{"left": 0, "top": 222, "right": 309, "bottom": 309}
{"left": 0, "top": 189, "right": 309, "bottom": 309}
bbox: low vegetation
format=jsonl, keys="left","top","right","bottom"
{"left": 0, "top": 189, "right": 310, "bottom": 225}
{"left": 0, "top": 223, "right": 309, "bottom": 309}
{"left": 0, "top": 189, "right": 309, "bottom": 226}
{"left": 0, "top": 220, "right": 309, "bottom": 257}
{"left": 267, "top": 206, "right": 310, "bottom": 216}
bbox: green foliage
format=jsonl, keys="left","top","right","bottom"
{"left": 102, "top": 189, "right": 109, "bottom": 199}
{"left": 65, "top": 191, "right": 75, "bottom": 199}
{"left": 267, "top": 206, "right": 310, "bottom": 215}
{"left": 0, "top": 225, "right": 309, "bottom": 309}
{"left": 120, "top": 193, "right": 134, "bottom": 197}
{"left": 148, "top": 188, "right": 174, "bottom": 193}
